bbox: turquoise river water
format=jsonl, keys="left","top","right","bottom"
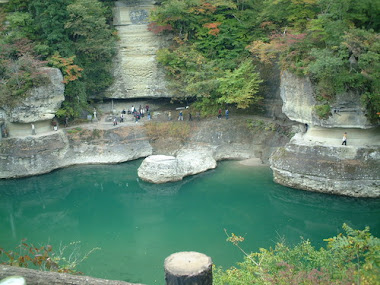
{"left": 0, "top": 160, "right": 379, "bottom": 284}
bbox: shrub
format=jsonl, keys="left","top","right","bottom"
{"left": 314, "top": 104, "right": 331, "bottom": 119}
{"left": 214, "top": 224, "right": 380, "bottom": 285}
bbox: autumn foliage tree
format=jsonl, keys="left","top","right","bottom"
{"left": 1, "top": 0, "right": 117, "bottom": 118}
{"left": 0, "top": 38, "right": 48, "bottom": 108}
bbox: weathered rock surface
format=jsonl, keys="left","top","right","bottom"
{"left": 0, "top": 125, "right": 152, "bottom": 179}
{"left": 105, "top": 0, "right": 172, "bottom": 99}
{"left": 270, "top": 127, "right": 380, "bottom": 197}
{"left": 138, "top": 117, "right": 293, "bottom": 183}
{"left": 271, "top": 71, "right": 380, "bottom": 197}
{"left": 0, "top": 264, "right": 141, "bottom": 285}
{"left": 0, "top": 115, "right": 293, "bottom": 181}
{"left": 0, "top": 67, "right": 65, "bottom": 137}
{"left": 280, "top": 71, "right": 373, "bottom": 128}
{"left": 138, "top": 147, "right": 217, "bottom": 183}
{"left": 7, "top": 68, "right": 65, "bottom": 123}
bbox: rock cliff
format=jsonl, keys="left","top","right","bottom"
{"left": 138, "top": 117, "right": 293, "bottom": 183}
{"left": 0, "top": 67, "right": 65, "bottom": 138}
{"left": 0, "top": 116, "right": 293, "bottom": 180}
{"left": 105, "top": 0, "right": 172, "bottom": 99}
{"left": 0, "top": 125, "right": 152, "bottom": 179}
{"left": 270, "top": 71, "right": 380, "bottom": 197}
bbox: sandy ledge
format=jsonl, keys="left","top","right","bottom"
{"left": 238, "top": 158, "right": 267, "bottom": 166}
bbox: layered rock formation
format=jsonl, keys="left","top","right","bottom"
{"left": 105, "top": 0, "right": 172, "bottom": 99}
{"left": 138, "top": 147, "right": 217, "bottom": 183}
{"left": 138, "top": 117, "right": 294, "bottom": 183}
{"left": 0, "top": 115, "right": 292, "bottom": 179}
{"left": 270, "top": 71, "right": 380, "bottom": 197}
{"left": 0, "top": 67, "right": 65, "bottom": 138}
{"left": 0, "top": 125, "right": 152, "bottom": 179}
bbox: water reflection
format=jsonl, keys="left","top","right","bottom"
{"left": 268, "top": 184, "right": 380, "bottom": 244}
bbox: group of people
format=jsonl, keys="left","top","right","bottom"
{"left": 218, "top": 108, "right": 229, "bottom": 119}
{"left": 176, "top": 110, "right": 200, "bottom": 121}
{"left": 113, "top": 105, "right": 151, "bottom": 125}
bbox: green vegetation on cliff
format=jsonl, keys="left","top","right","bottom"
{"left": 0, "top": 0, "right": 117, "bottom": 117}
{"left": 151, "top": 0, "right": 380, "bottom": 122}
{"left": 1, "top": 0, "right": 379, "bottom": 122}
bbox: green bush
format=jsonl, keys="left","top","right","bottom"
{"left": 314, "top": 104, "right": 331, "bottom": 119}
{"left": 214, "top": 224, "right": 380, "bottom": 285}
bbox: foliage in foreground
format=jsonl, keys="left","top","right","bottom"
{"left": 214, "top": 224, "right": 380, "bottom": 285}
{"left": 0, "top": 240, "right": 100, "bottom": 275}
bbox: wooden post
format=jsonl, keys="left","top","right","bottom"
{"left": 164, "top": 252, "right": 212, "bottom": 285}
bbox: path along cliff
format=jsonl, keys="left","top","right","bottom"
{"left": 0, "top": 103, "right": 294, "bottom": 182}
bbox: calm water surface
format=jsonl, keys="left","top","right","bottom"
{"left": 0, "top": 160, "right": 379, "bottom": 284}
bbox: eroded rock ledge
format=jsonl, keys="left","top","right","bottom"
{"left": 269, "top": 71, "right": 380, "bottom": 198}
{"left": 138, "top": 147, "right": 217, "bottom": 183}
{"left": 0, "top": 125, "right": 152, "bottom": 179}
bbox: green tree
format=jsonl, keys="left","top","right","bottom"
{"left": 65, "top": 0, "right": 116, "bottom": 96}
{"left": 217, "top": 59, "right": 263, "bottom": 108}
{"left": 28, "top": 0, "right": 74, "bottom": 57}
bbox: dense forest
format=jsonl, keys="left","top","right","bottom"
{"left": 0, "top": 0, "right": 379, "bottom": 123}
{"left": 150, "top": 0, "right": 379, "bottom": 121}
{"left": 0, "top": 0, "right": 117, "bottom": 117}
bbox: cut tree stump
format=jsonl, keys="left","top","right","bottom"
{"left": 164, "top": 252, "right": 212, "bottom": 285}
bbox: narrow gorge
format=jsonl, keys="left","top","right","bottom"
{"left": 0, "top": 0, "right": 378, "bottom": 198}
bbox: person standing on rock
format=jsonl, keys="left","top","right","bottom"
{"left": 342, "top": 132, "right": 347, "bottom": 146}
{"left": 225, "top": 109, "right": 229, "bottom": 119}
{"left": 31, "top": 123, "right": 36, "bottom": 135}
{"left": 178, "top": 111, "right": 183, "bottom": 121}
{"left": 218, "top": 109, "right": 222, "bottom": 119}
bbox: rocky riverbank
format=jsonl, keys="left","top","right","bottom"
{"left": 0, "top": 112, "right": 294, "bottom": 180}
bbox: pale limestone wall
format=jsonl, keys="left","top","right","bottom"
{"left": 270, "top": 129, "right": 380, "bottom": 197}
{"left": 270, "top": 71, "right": 380, "bottom": 197}
{"left": 0, "top": 67, "right": 64, "bottom": 138}
{"left": 0, "top": 126, "right": 152, "bottom": 179}
{"left": 280, "top": 71, "right": 373, "bottom": 129}
{"left": 106, "top": 0, "right": 172, "bottom": 99}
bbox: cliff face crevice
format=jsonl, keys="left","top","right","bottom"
{"left": 270, "top": 71, "right": 380, "bottom": 197}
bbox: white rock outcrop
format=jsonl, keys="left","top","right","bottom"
{"left": 106, "top": 0, "right": 172, "bottom": 99}
{"left": 138, "top": 147, "right": 217, "bottom": 183}
{"left": 7, "top": 67, "right": 65, "bottom": 123}
{"left": 0, "top": 67, "right": 65, "bottom": 137}
{"left": 280, "top": 71, "right": 372, "bottom": 128}
{"left": 271, "top": 71, "right": 380, "bottom": 197}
